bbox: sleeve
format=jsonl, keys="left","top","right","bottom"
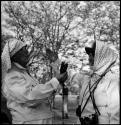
{"left": 70, "top": 73, "right": 83, "bottom": 93}
{"left": 107, "top": 73, "right": 120, "bottom": 124}
{"left": 5, "top": 71, "right": 59, "bottom": 104}
{"left": 98, "top": 73, "right": 119, "bottom": 124}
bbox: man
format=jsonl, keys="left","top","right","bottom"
{"left": 1, "top": 38, "right": 68, "bottom": 124}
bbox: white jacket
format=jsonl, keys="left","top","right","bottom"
{"left": 71, "top": 66, "right": 119, "bottom": 124}
{"left": 94, "top": 65, "right": 119, "bottom": 124}
{"left": 3, "top": 63, "right": 59, "bottom": 123}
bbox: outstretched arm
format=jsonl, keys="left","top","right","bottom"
{"left": 4, "top": 71, "right": 59, "bottom": 105}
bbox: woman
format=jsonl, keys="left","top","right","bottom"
{"left": 72, "top": 41, "right": 119, "bottom": 124}
{"left": 1, "top": 38, "right": 68, "bottom": 124}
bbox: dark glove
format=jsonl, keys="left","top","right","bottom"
{"left": 76, "top": 105, "right": 81, "bottom": 117}
{"left": 60, "top": 62, "right": 68, "bottom": 74}
{"left": 57, "top": 72, "right": 68, "bottom": 84}
{"left": 46, "top": 48, "right": 58, "bottom": 62}
{"left": 63, "top": 87, "right": 69, "bottom": 95}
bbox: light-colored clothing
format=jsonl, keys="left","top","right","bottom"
{"left": 93, "top": 41, "right": 119, "bottom": 124}
{"left": 1, "top": 39, "right": 26, "bottom": 97}
{"left": 94, "top": 65, "right": 119, "bottom": 124}
{"left": 71, "top": 41, "right": 119, "bottom": 124}
{"left": 3, "top": 63, "right": 59, "bottom": 124}
{"left": 93, "top": 41, "right": 118, "bottom": 76}
{"left": 72, "top": 66, "right": 119, "bottom": 124}
{"left": 13, "top": 118, "right": 52, "bottom": 124}
{"left": 71, "top": 71, "right": 96, "bottom": 117}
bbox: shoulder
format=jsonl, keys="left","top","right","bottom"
{"left": 5, "top": 68, "right": 24, "bottom": 82}
{"left": 4, "top": 69, "right": 26, "bottom": 89}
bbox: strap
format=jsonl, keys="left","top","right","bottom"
{"left": 80, "top": 77, "right": 102, "bottom": 115}
{"left": 79, "top": 61, "right": 115, "bottom": 116}
{"left": 80, "top": 75, "right": 102, "bottom": 115}
{"left": 89, "top": 83, "right": 100, "bottom": 115}
{"left": 80, "top": 87, "right": 91, "bottom": 115}
{"left": 80, "top": 83, "right": 89, "bottom": 110}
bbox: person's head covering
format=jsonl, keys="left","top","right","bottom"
{"left": 1, "top": 38, "right": 26, "bottom": 83}
{"left": 92, "top": 41, "right": 118, "bottom": 76}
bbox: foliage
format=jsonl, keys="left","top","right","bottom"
{"left": 1, "top": 1, "right": 81, "bottom": 82}
{"left": 58, "top": 1, "right": 120, "bottom": 74}
{"left": 1, "top": 1, "right": 120, "bottom": 85}
{"left": 75, "top": 1, "right": 120, "bottom": 49}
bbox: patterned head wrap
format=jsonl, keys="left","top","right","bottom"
{"left": 93, "top": 41, "right": 118, "bottom": 76}
{"left": 85, "top": 41, "right": 119, "bottom": 99}
{"left": 1, "top": 38, "right": 26, "bottom": 85}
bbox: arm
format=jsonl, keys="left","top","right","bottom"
{"left": 70, "top": 73, "right": 83, "bottom": 93}
{"left": 98, "top": 73, "right": 119, "bottom": 124}
{"left": 4, "top": 71, "right": 59, "bottom": 104}
{"left": 107, "top": 74, "right": 119, "bottom": 124}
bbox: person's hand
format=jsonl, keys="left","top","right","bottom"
{"left": 56, "top": 72, "right": 68, "bottom": 85}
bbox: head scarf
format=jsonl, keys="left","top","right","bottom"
{"left": 85, "top": 41, "right": 119, "bottom": 102}
{"left": 1, "top": 38, "right": 26, "bottom": 88}
{"left": 92, "top": 41, "right": 118, "bottom": 76}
